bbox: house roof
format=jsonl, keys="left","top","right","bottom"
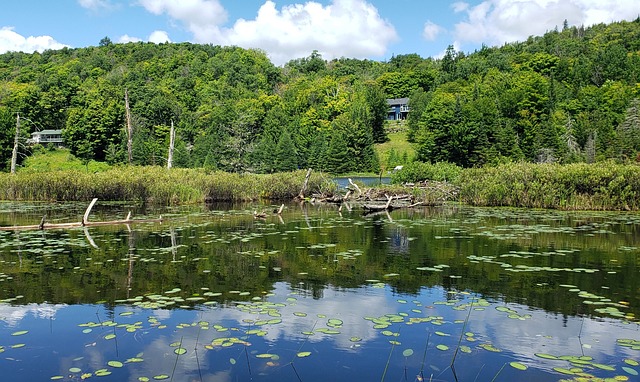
{"left": 386, "top": 98, "right": 409, "bottom": 106}
{"left": 32, "top": 129, "right": 62, "bottom": 135}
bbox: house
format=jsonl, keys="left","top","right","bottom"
{"left": 28, "top": 129, "right": 64, "bottom": 146}
{"left": 386, "top": 98, "right": 410, "bottom": 120}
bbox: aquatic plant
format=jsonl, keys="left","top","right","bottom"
{"left": 0, "top": 167, "right": 335, "bottom": 204}
{"left": 457, "top": 161, "right": 640, "bottom": 210}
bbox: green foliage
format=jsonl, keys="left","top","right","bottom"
{"left": 2, "top": 19, "right": 640, "bottom": 174}
{"left": 0, "top": 107, "right": 15, "bottom": 170}
{"left": 391, "top": 161, "right": 462, "bottom": 184}
{"left": 0, "top": 167, "right": 335, "bottom": 204}
{"left": 20, "top": 148, "right": 110, "bottom": 172}
{"left": 457, "top": 161, "right": 640, "bottom": 210}
{"left": 274, "top": 129, "right": 298, "bottom": 172}
{"left": 375, "top": 131, "right": 415, "bottom": 170}
{"left": 325, "top": 128, "right": 351, "bottom": 175}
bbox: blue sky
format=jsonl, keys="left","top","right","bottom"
{"left": 1, "top": 0, "right": 639, "bottom": 65}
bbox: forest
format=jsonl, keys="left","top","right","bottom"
{"left": 1, "top": 19, "right": 640, "bottom": 174}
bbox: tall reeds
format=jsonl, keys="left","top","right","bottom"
{"left": 0, "top": 167, "right": 335, "bottom": 204}
{"left": 457, "top": 161, "right": 640, "bottom": 210}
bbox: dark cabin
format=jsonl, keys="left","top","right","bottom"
{"left": 386, "top": 98, "right": 410, "bottom": 120}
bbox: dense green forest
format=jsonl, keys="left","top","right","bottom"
{"left": 1, "top": 19, "right": 640, "bottom": 174}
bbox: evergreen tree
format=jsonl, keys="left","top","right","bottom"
{"left": 274, "top": 129, "right": 298, "bottom": 171}
{"left": 252, "top": 134, "right": 277, "bottom": 173}
{"left": 363, "top": 82, "right": 389, "bottom": 143}
{"left": 616, "top": 98, "right": 640, "bottom": 160}
{"left": 308, "top": 130, "right": 328, "bottom": 172}
{"left": 325, "top": 128, "right": 351, "bottom": 174}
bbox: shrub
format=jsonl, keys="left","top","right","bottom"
{"left": 391, "top": 161, "right": 462, "bottom": 184}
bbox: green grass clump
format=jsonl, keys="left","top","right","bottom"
{"left": 457, "top": 161, "right": 640, "bottom": 210}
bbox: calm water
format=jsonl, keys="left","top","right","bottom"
{"left": 0, "top": 202, "right": 639, "bottom": 382}
{"left": 334, "top": 176, "right": 391, "bottom": 189}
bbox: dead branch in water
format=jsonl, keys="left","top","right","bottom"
{"left": 0, "top": 198, "right": 163, "bottom": 231}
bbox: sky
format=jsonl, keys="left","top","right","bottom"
{"left": 1, "top": 0, "right": 640, "bottom": 66}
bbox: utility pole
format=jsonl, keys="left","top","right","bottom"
{"left": 125, "top": 89, "right": 133, "bottom": 164}
{"left": 10, "top": 113, "right": 20, "bottom": 174}
{"left": 167, "top": 120, "right": 175, "bottom": 169}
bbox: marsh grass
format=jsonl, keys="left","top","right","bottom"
{"left": 0, "top": 167, "right": 335, "bottom": 204}
{"left": 457, "top": 161, "right": 640, "bottom": 210}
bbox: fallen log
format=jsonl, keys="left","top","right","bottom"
{"left": 363, "top": 194, "right": 395, "bottom": 212}
{"left": 0, "top": 198, "right": 163, "bottom": 231}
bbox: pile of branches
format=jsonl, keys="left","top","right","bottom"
{"left": 312, "top": 179, "right": 459, "bottom": 212}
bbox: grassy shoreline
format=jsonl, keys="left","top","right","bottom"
{"left": 3, "top": 161, "right": 640, "bottom": 211}
{"left": 0, "top": 167, "right": 336, "bottom": 204}
{"left": 457, "top": 162, "right": 640, "bottom": 211}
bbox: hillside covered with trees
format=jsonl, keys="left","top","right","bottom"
{"left": 1, "top": 19, "right": 640, "bottom": 174}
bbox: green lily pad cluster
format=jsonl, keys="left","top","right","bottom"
{"left": 534, "top": 353, "right": 639, "bottom": 379}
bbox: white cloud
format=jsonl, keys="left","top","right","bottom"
{"left": 137, "top": 0, "right": 398, "bottom": 65}
{"left": 118, "top": 31, "right": 171, "bottom": 44}
{"left": 452, "top": 1, "right": 470, "bottom": 13}
{"left": 77, "top": 0, "right": 117, "bottom": 12}
{"left": 0, "top": 27, "right": 69, "bottom": 54}
{"left": 453, "top": 0, "right": 640, "bottom": 49}
{"left": 423, "top": 21, "right": 444, "bottom": 41}
{"left": 118, "top": 34, "right": 142, "bottom": 43}
{"left": 138, "top": 0, "right": 228, "bottom": 42}
{"left": 148, "top": 30, "right": 171, "bottom": 43}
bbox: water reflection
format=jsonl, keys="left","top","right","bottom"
{"left": 0, "top": 203, "right": 639, "bottom": 381}
{"left": 0, "top": 283, "right": 637, "bottom": 382}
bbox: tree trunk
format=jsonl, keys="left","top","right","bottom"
{"left": 167, "top": 120, "right": 175, "bottom": 169}
{"left": 10, "top": 113, "right": 20, "bottom": 174}
{"left": 125, "top": 89, "right": 133, "bottom": 165}
{"left": 298, "top": 168, "right": 312, "bottom": 199}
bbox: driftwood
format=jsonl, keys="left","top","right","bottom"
{"left": 363, "top": 194, "right": 395, "bottom": 212}
{"left": 0, "top": 198, "right": 163, "bottom": 231}
{"left": 347, "top": 178, "right": 362, "bottom": 198}
{"left": 297, "top": 168, "right": 313, "bottom": 200}
{"left": 254, "top": 203, "right": 285, "bottom": 219}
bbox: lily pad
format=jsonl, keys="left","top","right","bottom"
{"left": 108, "top": 361, "right": 123, "bottom": 368}
{"left": 535, "top": 353, "right": 559, "bottom": 360}
{"left": 510, "top": 362, "right": 528, "bottom": 371}
{"left": 459, "top": 346, "right": 472, "bottom": 354}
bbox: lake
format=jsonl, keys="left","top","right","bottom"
{"left": 0, "top": 202, "right": 638, "bottom": 381}
{"left": 334, "top": 176, "right": 391, "bottom": 189}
